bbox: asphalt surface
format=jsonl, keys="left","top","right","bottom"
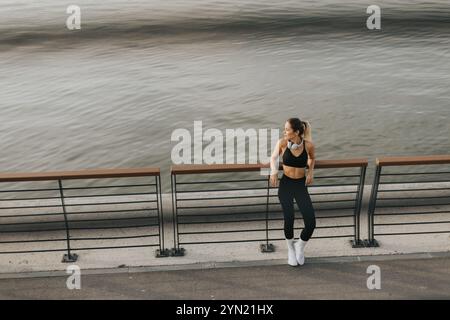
{"left": 0, "top": 257, "right": 449, "bottom": 300}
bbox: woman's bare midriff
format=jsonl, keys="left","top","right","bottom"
{"left": 282, "top": 164, "right": 306, "bottom": 179}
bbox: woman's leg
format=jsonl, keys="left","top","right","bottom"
{"left": 293, "top": 182, "right": 316, "bottom": 241}
{"left": 278, "top": 176, "right": 298, "bottom": 266}
{"left": 277, "top": 176, "right": 295, "bottom": 239}
{"left": 292, "top": 180, "right": 315, "bottom": 265}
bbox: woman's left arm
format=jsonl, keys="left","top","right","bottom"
{"left": 306, "top": 141, "right": 316, "bottom": 185}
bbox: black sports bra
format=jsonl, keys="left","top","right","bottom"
{"left": 282, "top": 140, "right": 308, "bottom": 168}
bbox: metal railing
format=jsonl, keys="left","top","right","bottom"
{"left": 170, "top": 159, "right": 368, "bottom": 255}
{"left": 5, "top": 153, "right": 447, "bottom": 262}
{"left": 0, "top": 168, "right": 169, "bottom": 262}
{"left": 367, "top": 155, "right": 450, "bottom": 247}
{"left": 170, "top": 164, "right": 269, "bottom": 256}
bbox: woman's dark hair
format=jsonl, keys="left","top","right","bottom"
{"left": 287, "top": 118, "right": 304, "bottom": 136}
{"left": 287, "top": 117, "right": 312, "bottom": 141}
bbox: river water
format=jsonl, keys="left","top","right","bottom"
{"left": 0, "top": 1, "right": 449, "bottom": 190}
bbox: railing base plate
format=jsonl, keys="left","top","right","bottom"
{"left": 170, "top": 248, "right": 185, "bottom": 257}
{"left": 155, "top": 249, "right": 171, "bottom": 258}
{"left": 363, "top": 239, "right": 380, "bottom": 247}
{"left": 62, "top": 253, "right": 78, "bottom": 263}
{"left": 260, "top": 243, "right": 275, "bottom": 253}
{"left": 350, "top": 240, "right": 366, "bottom": 248}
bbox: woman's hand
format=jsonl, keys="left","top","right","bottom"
{"left": 270, "top": 174, "right": 278, "bottom": 187}
{"left": 306, "top": 172, "right": 314, "bottom": 186}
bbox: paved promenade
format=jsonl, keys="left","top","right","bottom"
{"left": 0, "top": 253, "right": 449, "bottom": 299}
{"left": 1, "top": 183, "right": 449, "bottom": 302}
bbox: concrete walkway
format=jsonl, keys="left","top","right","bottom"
{"left": 1, "top": 184, "right": 449, "bottom": 277}
{"left": 1, "top": 253, "right": 449, "bottom": 299}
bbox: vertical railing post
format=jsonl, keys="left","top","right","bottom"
{"left": 155, "top": 174, "right": 169, "bottom": 257}
{"left": 261, "top": 173, "right": 274, "bottom": 252}
{"left": 366, "top": 164, "right": 382, "bottom": 247}
{"left": 170, "top": 173, "right": 184, "bottom": 256}
{"left": 58, "top": 179, "right": 78, "bottom": 262}
{"left": 351, "top": 165, "right": 366, "bottom": 248}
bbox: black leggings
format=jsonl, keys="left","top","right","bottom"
{"left": 277, "top": 174, "right": 316, "bottom": 241}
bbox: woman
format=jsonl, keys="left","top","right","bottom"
{"left": 270, "top": 118, "right": 316, "bottom": 266}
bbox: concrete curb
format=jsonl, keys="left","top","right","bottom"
{"left": 1, "top": 250, "right": 449, "bottom": 280}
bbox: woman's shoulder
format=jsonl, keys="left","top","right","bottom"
{"left": 276, "top": 138, "right": 288, "bottom": 156}
{"left": 279, "top": 138, "right": 288, "bottom": 148}
{"left": 304, "top": 139, "right": 315, "bottom": 153}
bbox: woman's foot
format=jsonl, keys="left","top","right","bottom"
{"left": 286, "top": 239, "right": 298, "bottom": 266}
{"left": 294, "top": 239, "right": 307, "bottom": 265}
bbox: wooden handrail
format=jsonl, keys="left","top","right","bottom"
{"left": 0, "top": 156, "right": 384, "bottom": 181}
{"left": 376, "top": 155, "right": 450, "bottom": 166}
{"left": 171, "top": 158, "right": 368, "bottom": 174}
{"left": 311, "top": 159, "right": 368, "bottom": 169}
{"left": 171, "top": 164, "right": 265, "bottom": 174}
{"left": 0, "top": 167, "right": 160, "bottom": 182}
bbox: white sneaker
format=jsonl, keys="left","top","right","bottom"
{"left": 294, "top": 239, "right": 307, "bottom": 265}
{"left": 286, "top": 239, "right": 298, "bottom": 266}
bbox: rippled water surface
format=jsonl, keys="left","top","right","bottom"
{"left": 0, "top": 1, "right": 449, "bottom": 189}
